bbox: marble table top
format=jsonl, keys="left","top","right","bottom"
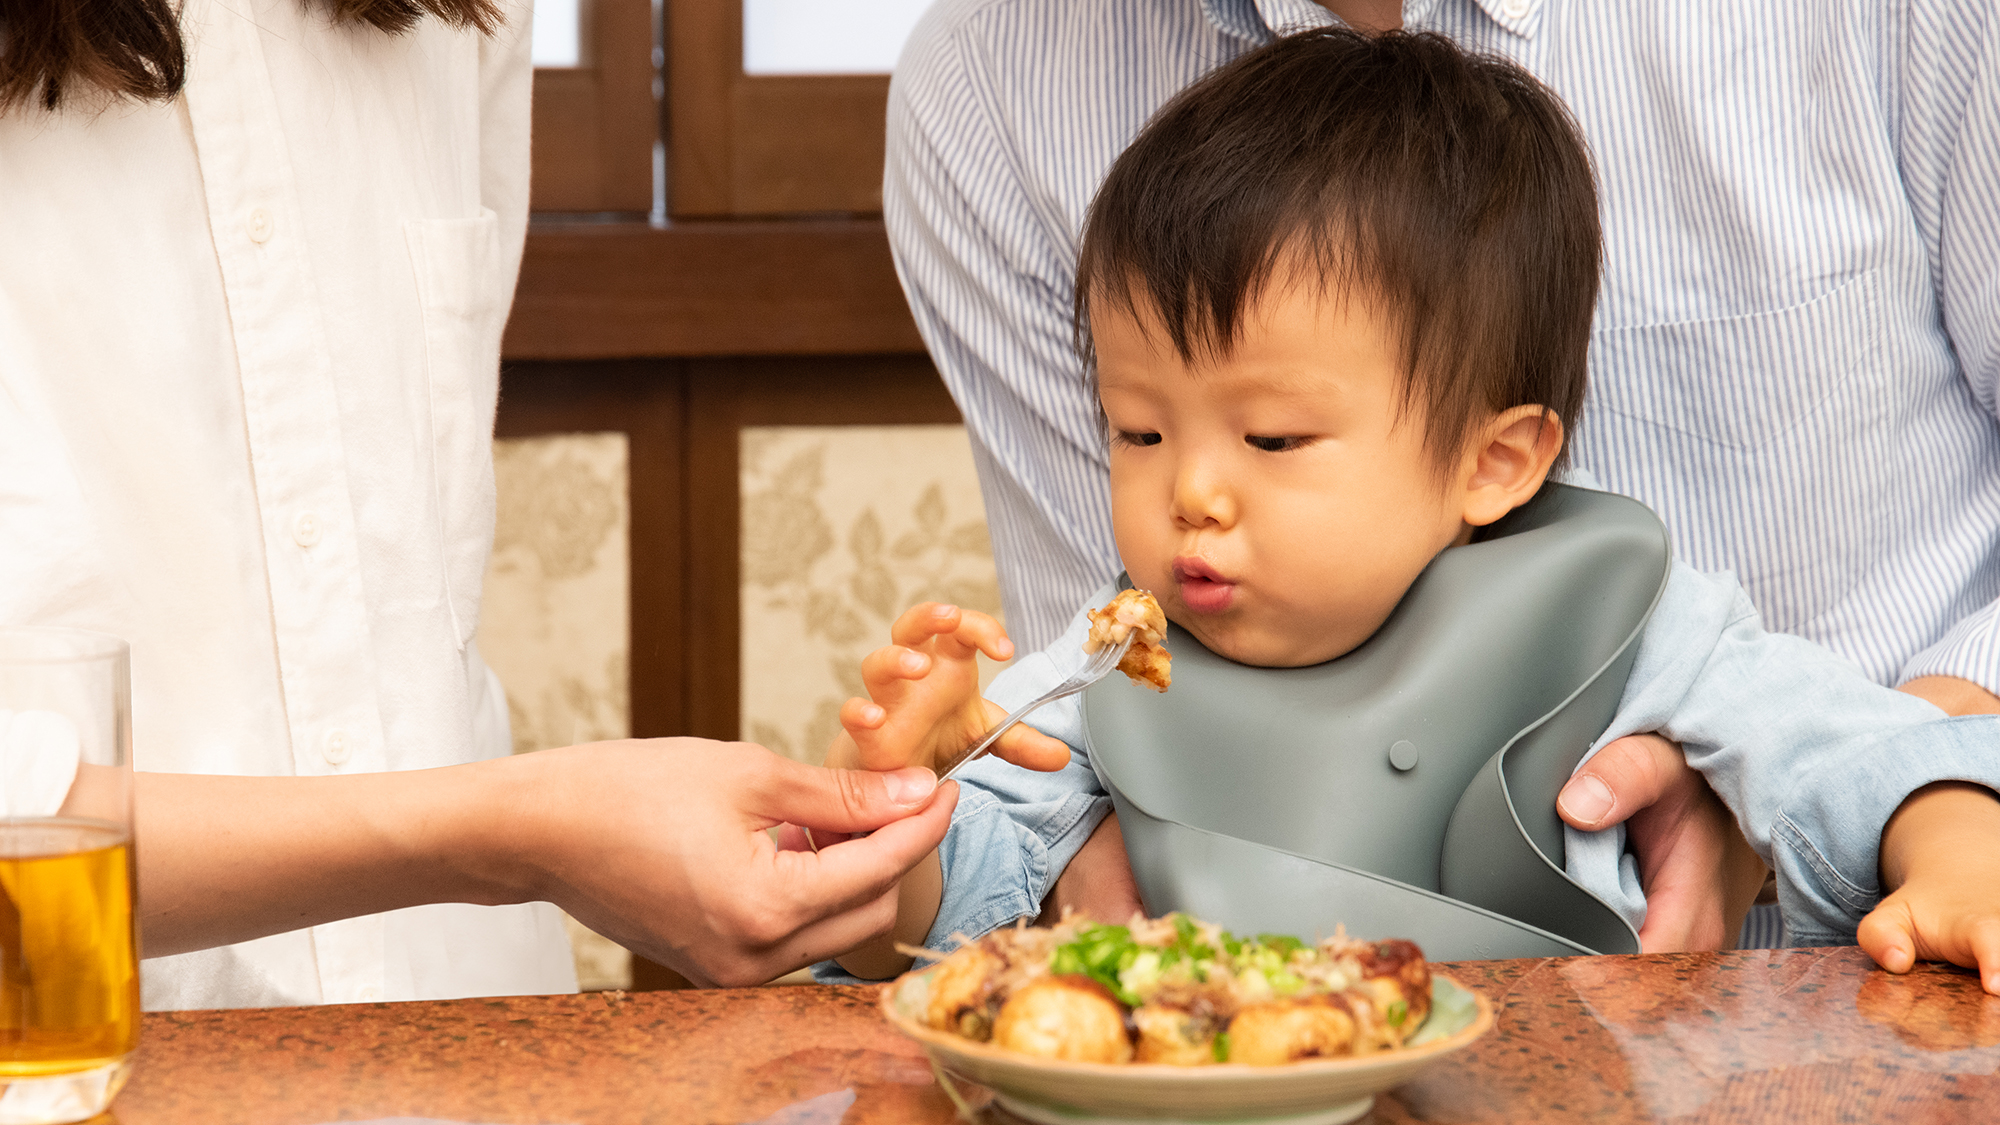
{"left": 105, "top": 946, "right": 2000, "bottom": 1124}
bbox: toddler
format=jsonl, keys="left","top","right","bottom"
{"left": 823, "top": 28, "right": 2000, "bottom": 989}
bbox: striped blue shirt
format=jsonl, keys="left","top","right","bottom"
{"left": 885, "top": 0, "right": 2000, "bottom": 695}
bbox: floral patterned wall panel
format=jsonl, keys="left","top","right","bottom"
{"left": 484, "top": 434, "right": 631, "bottom": 755}
{"left": 482, "top": 433, "right": 632, "bottom": 991}
{"left": 741, "top": 425, "right": 1004, "bottom": 764}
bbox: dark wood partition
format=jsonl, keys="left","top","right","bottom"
{"left": 497, "top": 220, "right": 950, "bottom": 990}
{"left": 511, "top": 0, "right": 955, "bottom": 991}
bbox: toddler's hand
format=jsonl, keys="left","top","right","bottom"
{"left": 826, "top": 603, "right": 1069, "bottom": 777}
{"left": 1857, "top": 782, "right": 2000, "bottom": 995}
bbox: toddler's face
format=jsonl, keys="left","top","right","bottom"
{"left": 1095, "top": 282, "right": 1471, "bottom": 667}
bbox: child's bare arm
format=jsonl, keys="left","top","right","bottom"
{"left": 827, "top": 602, "right": 1070, "bottom": 977}
{"left": 1857, "top": 781, "right": 2000, "bottom": 995}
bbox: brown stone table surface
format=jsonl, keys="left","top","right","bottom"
{"left": 103, "top": 947, "right": 2000, "bottom": 1124}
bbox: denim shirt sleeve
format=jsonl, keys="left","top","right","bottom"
{"left": 1562, "top": 560, "right": 2000, "bottom": 946}
{"left": 813, "top": 588, "right": 1117, "bottom": 983}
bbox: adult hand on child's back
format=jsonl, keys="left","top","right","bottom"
{"left": 829, "top": 603, "right": 1071, "bottom": 775}
{"left": 1558, "top": 733, "right": 1767, "bottom": 952}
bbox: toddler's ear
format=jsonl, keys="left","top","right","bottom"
{"left": 1458, "top": 406, "right": 1562, "bottom": 527}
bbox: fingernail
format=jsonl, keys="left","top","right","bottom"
{"left": 1559, "top": 775, "right": 1615, "bottom": 828}
{"left": 885, "top": 768, "right": 938, "bottom": 806}
{"left": 901, "top": 651, "right": 927, "bottom": 673}
{"left": 863, "top": 704, "right": 884, "bottom": 723}
{"left": 932, "top": 604, "right": 957, "bottom": 617}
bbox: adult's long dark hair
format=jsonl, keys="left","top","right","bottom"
{"left": 0, "top": 0, "right": 502, "bottom": 112}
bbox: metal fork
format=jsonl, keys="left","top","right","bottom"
{"left": 800, "top": 635, "right": 1134, "bottom": 853}
{"left": 940, "top": 634, "right": 1133, "bottom": 782}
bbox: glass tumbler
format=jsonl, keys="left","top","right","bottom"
{"left": 0, "top": 629, "right": 138, "bottom": 1124}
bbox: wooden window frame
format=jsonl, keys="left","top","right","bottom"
{"left": 666, "top": 0, "right": 889, "bottom": 217}
{"left": 530, "top": 0, "right": 656, "bottom": 213}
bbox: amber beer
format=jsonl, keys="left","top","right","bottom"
{"left": 0, "top": 627, "right": 137, "bottom": 1122}
{"left": 0, "top": 821, "right": 138, "bottom": 1078}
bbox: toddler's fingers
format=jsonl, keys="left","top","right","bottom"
{"left": 1969, "top": 917, "right": 2000, "bottom": 996}
{"left": 860, "top": 645, "right": 932, "bottom": 691}
{"left": 949, "top": 609, "right": 1017, "bottom": 662}
{"left": 1858, "top": 899, "right": 1918, "bottom": 974}
{"left": 889, "top": 603, "right": 961, "bottom": 646}
{"left": 838, "top": 697, "right": 914, "bottom": 772}
{"left": 839, "top": 696, "right": 887, "bottom": 734}
{"left": 992, "top": 722, "right": 1072, "bottom": 774}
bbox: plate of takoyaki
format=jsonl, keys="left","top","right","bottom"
{"left": 879, "top": 913, "right": 1492, "bottom": 1125}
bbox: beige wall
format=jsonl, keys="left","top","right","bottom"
{"left": 480, "top": 423, "right": 1000, "bottom": 989}
{"left": 739, "top": 425, "right": 1003, "bottom": 763}
{"left": 482, "top": 433, "right": 633, "bottom": 991}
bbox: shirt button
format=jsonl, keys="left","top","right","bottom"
{"left": 1501, "top": 0, "right": 1530, "bottom": 18}
{"left": 292, "top": 511, "right": 322, "bottom": 548}
{"left": 246, "top": 208, "right": 274, "bottom": 243}
{"left": 322, "top": 729, "right": 352, "bottom": 766}
{"left": 358, "top": 986, "right": 381, "bottom": 1002}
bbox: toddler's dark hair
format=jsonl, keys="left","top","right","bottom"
{"left": 1076, "top": 28, "right": 1600, "bottom": 470}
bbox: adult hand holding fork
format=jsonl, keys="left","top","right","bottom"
{"left": 783, "top": 602, "right": 1072, "bottom": 978}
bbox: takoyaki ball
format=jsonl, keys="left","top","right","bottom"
{"left": 1227, "top": 997, "right": 1357, "bottom": 1066}
{"left": 1132, "top": 1002, "right": 1219, "bottom": 1065}
{"left": 1339, "top": 986, "right": 1404, "bottom": 1053}
{"left": 991, "top": 976, "right": 1135, "bottom": 1063}
{"left": 1352, "top": 976, "right": 1422, "bottom": 1048}
{"left": 923, "top": 943, "right": 1005, "bottom": 1040}
{"left": 1360, "top": 932, "right": 1424, "bottom": 1032}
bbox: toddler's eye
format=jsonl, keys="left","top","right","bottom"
{"left": 1113, "top": 430, "right": 1163, "bottom": 448}
{"left": 1245, "top": 435, "right": 1313, "bottom": 452}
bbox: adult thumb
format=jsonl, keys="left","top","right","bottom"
{"left": 753, "top": 757, "right": 942, "bottom": 835}
{"left": 1559, "top": 733, "right": 1682, "bottom": 830}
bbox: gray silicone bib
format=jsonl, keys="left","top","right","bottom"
{"left": 1080, "top": 484, "right": 1669, "bottom": 960}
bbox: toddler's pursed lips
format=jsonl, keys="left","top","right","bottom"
{"left": 1172, "top": 556, "right": 1229, "bottom": 584}
{"left": 1172, "top": 556, "right": 1237, "bottom": 614}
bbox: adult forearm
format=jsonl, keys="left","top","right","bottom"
{"left": 133, "top": 757, "right": 536, "bottom": 958}
{"left": 1898, "top": 675, "right": 2000, "bottom": 716}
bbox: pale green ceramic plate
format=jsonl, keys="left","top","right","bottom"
{"left": 880, "top": 970, "right": 1493, "bottom": 1125}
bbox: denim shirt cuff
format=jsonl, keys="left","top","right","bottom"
{"left": 1772, "top": 715, "right": 2000, "bottom": 940}
{"left": 926, "top": 781, "right": 1111, "bottom": 946}
{"left": 811, "top": 777, "right": 1111, "bottom": 983}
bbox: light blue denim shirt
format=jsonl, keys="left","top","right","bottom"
{"left": 818, "top": 552, "right": 2000, "bottom": 982}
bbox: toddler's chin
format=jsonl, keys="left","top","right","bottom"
{"left": 1173, "top": 615, "right": 1353, "bottom": 670}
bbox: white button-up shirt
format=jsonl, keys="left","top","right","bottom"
{"left": 0, "top": 0, "right": 576, "bottom": 1009}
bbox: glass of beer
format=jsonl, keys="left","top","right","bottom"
{"left": 0, "top": 629, "right": 138, "bottom": 1124}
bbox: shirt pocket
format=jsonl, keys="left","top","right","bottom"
{"left": 1578, "top": 271, "right": 1891, "bottom": 634}
{"left": 404, "top": 209, "right": 504, "bottom": 649}
{"left": 1588, "top": 272, "right": 1885, "bottom": 448}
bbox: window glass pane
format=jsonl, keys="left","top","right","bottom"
{"left": 743, "top": 0, "right": 930, "bottom": 75}
{"left": 533, "top": 0, "right": 584, "bottom": 68}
